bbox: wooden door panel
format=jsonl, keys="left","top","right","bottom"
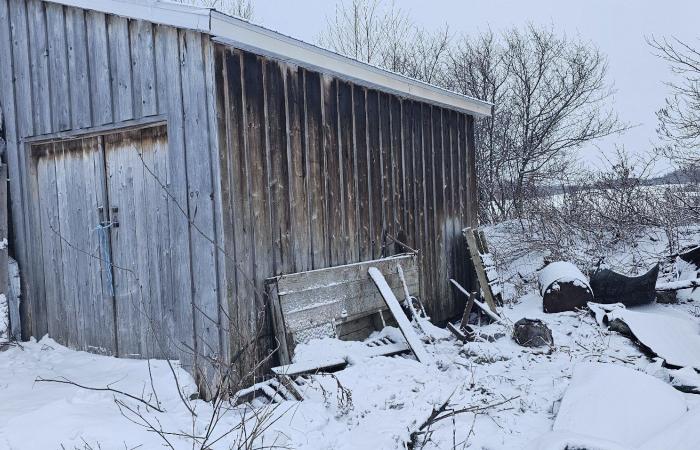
{"left": 104, "top": 126, "right": 173, "bottom": 359}
{"left": 35, "top": 138, "right": 116, "bottom": 354}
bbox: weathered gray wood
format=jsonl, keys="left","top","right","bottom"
{"left": 450, "top": 278, "right": 503, "bottom": 324}
{"left": 303, "top": 70, "right": 327, "bottom": 270}
{"left": 276, "top": 253, "right": 416, "bottom": 295}
{"left": 460, "top": 291, "right": 476, "bottom": 330}
{"left": 27, "top": 0, "right": 51, "bottom": 135}
{"left": 180, "top": 31, "right": 220, "bottom": 390}
{"left": 154, "top": 25, "right": 195, "bottom": 372}
{"left": 271, "top": 341, "right": 410, "bottom": 376}
{"left": 65, "top": 6, "right": 91, "bottom": 129}
{"left": 35, "top": 147, "right": 65, "bottom": 343}
{"left": 130, "top": 20, "right": 157, "bottom": 118}
{"left": 265, "top": 60, "right": 291, "bottom": 277}
{"left": 107, "top": 15, "right": 133, "bottom": 122}
{"left": 321, "top": 75, "right": 342, "bottom": 266}
{"left": 204, "top": 39, "right": 229, "bottom": 368}
{"left": 0, "top": 0, "right": 25, "bottom": 338}
{"left": 0, "top": 162, "right": 8, "bottom": 342}
{"left": 463, "top": 228, "right": 498, "bottom": 313}
{"left": 368, "top": 267, "right": 432, "bottom": 364}
{"left": 8, "top": 0, "right": 35, "bottom": 338}
{"left": 268, "top": 254, "right": 418, "bottom": 364}
{"left": 243, "top": 51, "right": 273, "bottom": 372}
{"left": 338, "top": 81, "right": 356, "bottom": 264}
{"left": 86, "top": 11, "right": 113, "bottom": 125}
{"left": 267, "top": 280, "right": 290, "bottom": 365}
{"left": 46, "top": 3, "right": 71, "bottom": 131}
{"left": 286, "top": 65, "right": 311, "bottom": 273}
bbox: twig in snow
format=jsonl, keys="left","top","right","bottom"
{"left": 35, "top": 376, "right": 164, "bottom": 412}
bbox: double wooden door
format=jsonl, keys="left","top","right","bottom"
{"left": 34, "top": 125, "right": 173, "bottom": 359}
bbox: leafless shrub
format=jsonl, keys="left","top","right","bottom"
{"left": 505, "top": 148, "right": 699, "bottom": 268}
{"left": 318, "top": 0, "right": 451, "bottom": 83}
{"left": 171, "top": 0, "right": 254, "bottom": 20}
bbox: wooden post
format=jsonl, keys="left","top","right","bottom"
{"left": 0, "top": 106, "right": 8, "bottom": 343}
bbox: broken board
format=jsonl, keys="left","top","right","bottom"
{"left": 267, "top": 254, "right": 420, "bottom": 365}
{"left": 368, "top": 267, "right": 433, "bottom": 364}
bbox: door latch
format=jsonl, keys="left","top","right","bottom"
{"left": 111, "top": 207, "right": 119, "bottom": 228}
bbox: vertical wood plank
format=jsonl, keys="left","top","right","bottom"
{"left": 206, "top": 42, "right": 229, "bottom": 369}
{"left": 433, "top": 108, "right": 447, "bottom": 318}
{"left": 422, "top": 104, "right": 435, "bottom": 315}
{"left": 36, "top": 150, "right": 67, "bottom": 344}
{"left": 8, "top": 0, "right": 37, "bottom": 336}
{"left": 303, "top": 70, "right": 327, "bottom": 270}
{"left": 107, "top": 15, "right": 133, "bottom": 122}
{"left": 46, "top": 3, "right": 71, "bottom": 131}
{"left": 321, "top": 76, "right": 342, "bottom": 266}
{"left": 366, "top": 90, "right": 382, "bottom": 260}
{"left": 65, "top": 6, "right": 92, "bottom": 129}
{"left": 130, "top": 20, "right": 157, "bottom": 118}
{"left": 379, "top": 93, "right": 392, "bottom": 256}
{"left": 229, "top": 49, "right": 256, "bottom": 376}
{"left": 154, "top": 25, "right": 195, "bottom": 370}
{"left": 180, "top": 30, "right": 220, "bottom": 389}
{"left": 27, "top": 0, "right": 51, "bottom": 134}
{"left": 411, "top": 101, "right": 424, "bottom": 298}
{"left": 353, "top": 86, "right": 370, "bottom": 261}
{"left": 86, "top": 11, "right": 113, "bottom": 125}
{"left": 390, "top": 96, "right": 402, "bottom": 248}
{"left": 243, "top": 51, "right": 273, "bottom": 371}
{"left": 286, "top": 65, "right": 310, "bottom": 273}
{"left": 466, "top": 115, "right": 477, "bottom": 227}
{"left": 337, "top": 81, "right": 355, "bottom": 263}
{"left": 264, "top": 61, "right": 290, "bottom": 276}
{"left": 400, "top": 100, "right": 414, "bottom": 248}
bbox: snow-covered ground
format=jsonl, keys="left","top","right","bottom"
{"left": 0, "top": 224, "right": 698, "bottom": 450}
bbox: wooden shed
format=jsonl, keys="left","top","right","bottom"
{"left": 0, "top": 0, "right": 491, "bottom": 390}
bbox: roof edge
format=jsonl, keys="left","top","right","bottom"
{"left": 210, "top": 11, "right": 493, "bottom": 117}
{"left": 46, "top": 0, "right": 493, "bottom": 117}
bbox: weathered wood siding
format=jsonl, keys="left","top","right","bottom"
{"left": 0, "top": 0, "right": 479, "bottom": 388}
{"left": 215, "top": 46, "right": 478, "bottom": 368}
{"left": 0, "top": 0, "right": 226, "bottom": 384}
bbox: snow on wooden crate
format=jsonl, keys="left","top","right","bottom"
{"left": 267, "top": 253, "right": 420, "bottom": 365}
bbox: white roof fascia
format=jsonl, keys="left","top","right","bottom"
{"left": 46, "top": 0, "right": 493, "bottom": 117}
{"left": 209, "top": 11, "right": 493, "bottom": 117}
{"left": 48, "top": 0, "right": 212, "bottom": 31}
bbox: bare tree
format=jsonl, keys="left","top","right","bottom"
{"left": 445, "top": 25, "right": 624, "bottom": 222}
{"left": 648, "top": 36, "right": 700, "bottom": 168}
{"left": 172, "top": 0, "right": 255, "bottom": 20}
{"left": 318, "top": 0, "right": 450, "bottom": 83}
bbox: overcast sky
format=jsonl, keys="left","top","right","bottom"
{"left": 250, "top": 0, "right": 698, "bottom": 174}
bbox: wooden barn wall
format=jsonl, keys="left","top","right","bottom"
{"left": 214, "top": 45, "right": 478, "bottom": 369}
{"left": 0, "top": 0, "right": 228, "bottom": 381}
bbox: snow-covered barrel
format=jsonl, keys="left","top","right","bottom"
{"left": 538, "top": 261, "right": 594, "bottom": 313}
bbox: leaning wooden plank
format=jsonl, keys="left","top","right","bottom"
{"left": 450, "top": 278, "right": 505, "bottom": 325}
{"left": 267, "top": 279, "right": 292, "bottom": 365}
{"left": 446, "top": 322, "right": 467, "bottom": 343}
{"left": 463, "top": 228, "right": 498, "bottom": 313}
{"left": 271, "top": 357, "right": 347, "bottom": 377}
{"left": 460, "top": 291, "right": 476, "bottom": 330}
{"left": 277, "top": 374, "right": 303, "bottom": 401}
{"left": 271, "top": 341, "right": 411, "bottom": 376}
{"left": 368, "top": 267, "right": 433, "bottom": 364}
